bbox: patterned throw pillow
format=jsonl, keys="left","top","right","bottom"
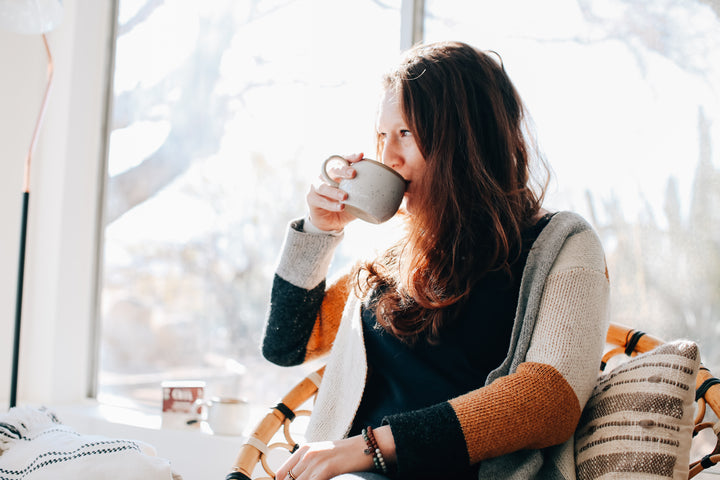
{"left": 575, "top": 340, "right": 700, "bottom": 480}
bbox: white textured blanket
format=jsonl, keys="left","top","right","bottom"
{"left": 0, "top": 407, "right": 176, "bottom": 480}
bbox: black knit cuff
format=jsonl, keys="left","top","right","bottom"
{"left": 382, "top": 401, "right": 469, "bottom": 477}
{"left": 261, "top": 275, "right": 325, "bottom": 366}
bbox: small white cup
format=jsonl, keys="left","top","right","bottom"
{"left": 321, "top": 155, "right": 406, "bottom": 224}
{"left": 195, "top": 397, "right": 249, "bottom": 436}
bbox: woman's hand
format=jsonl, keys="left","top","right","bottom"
{"left": 276, "top": 436, "right": 372, "bottom": 480}
{"left": 276, "top": 426, "right": 396, "bottom": 480}
{"left": 306, "top": 152, "right": 364, "bottom": 232}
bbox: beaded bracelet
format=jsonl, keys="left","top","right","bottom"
{"left": 361, "top": 426, "right": 388, "bottom": 474}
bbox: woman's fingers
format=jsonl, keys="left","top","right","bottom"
{"left": 325, "top": 165, "right": 357, "bottom": 183}
{"left": 325, "top": 153, "right": 360, "bottom": 182}
{"left": 278, "top": 445, "right": 312, "bottom": 480}
{"left": 285, "top": 464, "right": 301, "bottom": 480}
{"left": 278, "top": 442, "right": 345, "bottom": 480}
{"left": 308, "top": 184, "right": 345, "bottom": 212}
{"left": 277, "top": 450, "right": 302, "bottom": 480}
{"left": 315, "top": 182, "right": 347, "bottom": 203}
{"left": 306, "top": 185, "right": 352, "bottom": 232}
{"left": 303, "top": 153, "right": 363, "bottom": 232}
{"left": 344, "top": 152, "right": 364, "bottom": 163}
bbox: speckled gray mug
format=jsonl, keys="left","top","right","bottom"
{"left": 321, "top": 155, "right": 406, "bottom": 224}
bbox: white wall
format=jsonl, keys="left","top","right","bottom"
{"left": 0, "top": 0, "right": 114, "bottom": 406}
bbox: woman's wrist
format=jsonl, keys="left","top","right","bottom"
{"left": 334, "top": 426, "right": 397, "bottom": 475}
{"left": 303, "top": 214, "right": 344, "bottom": 236}
{"left": 356, "top": 425, "right": 396, "bottom": 474}
{"left": 335, "top": 435, "right": 376, "bottom": 473}
{"left": 362, "top": 427, "right": 389, "bottom": 473}
{"left": 371, "top": 425, "right": 397, "bottom": 464}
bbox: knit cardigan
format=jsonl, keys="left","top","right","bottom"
{"left": 263, "top": 211, "right": 610, "bottom": 479}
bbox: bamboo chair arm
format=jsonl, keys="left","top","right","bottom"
{"left": 226, "top": 366, "right": 324, "bottom": 480}
{"left": 605, "top": 322, "right": 665, "bottom": 353}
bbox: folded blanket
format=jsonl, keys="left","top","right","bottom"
{"left": 0, "top": 406, "right": 176, "bottom": 480}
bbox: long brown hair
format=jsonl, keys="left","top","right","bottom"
{"left": 356, "top": 41, "right": 549, "bottom": 344}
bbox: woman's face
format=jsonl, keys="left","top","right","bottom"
{"left": 376, "top": 89, "right": 426, "bottom": 214}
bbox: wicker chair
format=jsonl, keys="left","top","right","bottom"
{"left": 225, "top": 323, "right": 720, "bottom": 480}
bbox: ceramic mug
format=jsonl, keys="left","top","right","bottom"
{"left": 321, "top": 155, "right": 406, "bottom": 224}
{"left": 195, "top": 397, "right": 249, "bottom": 436}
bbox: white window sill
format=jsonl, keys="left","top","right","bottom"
{"left": 48, "top": 401, "right": 251, "bottom": 480}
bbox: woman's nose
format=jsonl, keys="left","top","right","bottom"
{"left": 382, "top": 138, "right": 403, "bottom": 170}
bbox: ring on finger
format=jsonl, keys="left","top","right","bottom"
{"left": 288, "top": 469, "right": 297, "bottom": 480}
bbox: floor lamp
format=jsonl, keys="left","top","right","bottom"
{"left": 0, "top": 0, "right": 63, "bottom": 409}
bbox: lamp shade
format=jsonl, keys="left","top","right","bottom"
{"left": 0, "top": 0, "right": 63, "bottom": 34}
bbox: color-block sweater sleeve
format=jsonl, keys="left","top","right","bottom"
{"left": 262, "top": 219, "right": 350, "bottom": 366}
{"left": 384, "top": 228, "right": 610, "bottom": 476}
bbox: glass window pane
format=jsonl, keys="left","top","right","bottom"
{"left": 424, "top": 0, "right": 720, "bottom": 370}
{"left": 100, "top": 0, "right": 401, "bottom": 410}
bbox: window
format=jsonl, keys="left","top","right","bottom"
{"left": 99, "top": 0, "right": 720, "bottom": 412}
{"left": 99, "top": 0, "right": 403, "bottom": 409}
{"left": 424, "top": 0, "right": 720, "bottom": 367}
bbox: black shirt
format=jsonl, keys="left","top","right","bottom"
{"left": 349, "top": 214, "right": 553, "bottom": 477}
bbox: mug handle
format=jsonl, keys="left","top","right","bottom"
{"left": 321, "top": 155, "right": 350, "bottom": 187}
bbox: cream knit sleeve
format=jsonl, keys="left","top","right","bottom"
{"left": 524, "top": 227, "right": 611, "bottom": 409}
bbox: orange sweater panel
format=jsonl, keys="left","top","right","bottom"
{"left": 450, "top": 361, "right": 581, "bottom": 462}
{"left": 303, "top": 274, "right": 352, "bottom": 362}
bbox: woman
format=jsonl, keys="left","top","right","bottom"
{"left": 262, "top": 41, "right": 609, "bottom": 480}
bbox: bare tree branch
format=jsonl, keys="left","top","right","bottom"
{"left": 117, "top": 0, "right": 165, "bottom": 36}
{"left": 107, "top": 0, "right": 311, "bottom": 224}
{"left": 106, "top": 8, "right": 235, "bottom": 223}
{"left": 572, "top": 0, "right": 718, "bottom": 77}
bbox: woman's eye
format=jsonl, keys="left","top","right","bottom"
{"left": 400, "top": 130, "right": 412, "bottom": 137}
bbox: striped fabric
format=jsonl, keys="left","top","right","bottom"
{"left": 0, "top": 407, "right": 175, "bottom": 480}
{"left": 575, "top": 341, "right": 700, "bottom": 480}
